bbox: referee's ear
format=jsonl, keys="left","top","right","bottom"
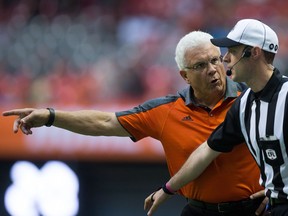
{"left": 250, "top": 46, "right": 262, "bottom": 60}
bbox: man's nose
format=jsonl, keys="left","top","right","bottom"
{"left": 223, "top": 53, "right": 230, "bottom": 63}
{"left": 207, "top": 63, "right": 217, "bottom": 74}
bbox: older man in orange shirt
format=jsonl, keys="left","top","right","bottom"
{"left": 3, "top": 31, "right": 264, "bottom": 216}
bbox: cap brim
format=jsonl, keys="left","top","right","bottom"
{"left": 210, "top": 38, "right": 242, "bottom": 47}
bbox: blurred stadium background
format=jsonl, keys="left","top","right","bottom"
{"left": 0, "top": 0, "right": 287, "bottom": 215}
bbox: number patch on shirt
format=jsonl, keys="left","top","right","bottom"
{"left": 259, "top": 137, "right": 284, "bottom": 166}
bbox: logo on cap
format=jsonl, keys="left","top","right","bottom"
{"left": 269, "top": 44, "right": 278, "bottom": 52}
{"left": 269, "top": 44, "right": 274, "bottom": 50}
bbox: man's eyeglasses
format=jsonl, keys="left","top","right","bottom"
{"left": 185, "top": 55, "right": 223, "bottom": 72}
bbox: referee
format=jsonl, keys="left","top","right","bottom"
{"left": 147, "top": 19, "right": 288, "bottom": 216}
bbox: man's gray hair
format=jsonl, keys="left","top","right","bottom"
{"left": 175, "top": 31, "right": 219, "bottom": 70}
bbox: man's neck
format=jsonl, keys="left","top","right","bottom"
{"left": 248, "top": 66, "right": 274, "bottom": 92}
{"left": 194, "top": 90, "right": 225, "bottom": 110}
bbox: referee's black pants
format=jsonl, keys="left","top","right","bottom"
{"left": 270, "top": 204, "right": 288, "bottom": 215}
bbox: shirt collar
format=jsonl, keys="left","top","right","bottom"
{"left": 178, "top": 77, "right": 241, "bottom": 106}
{"left": 249, "top": 68, "right": 282, "bottom": 102}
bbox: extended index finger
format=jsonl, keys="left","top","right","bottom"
{"left": 2, "top": 108, "right": 33, "bottom": 117}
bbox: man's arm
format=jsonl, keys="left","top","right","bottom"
{"left": 145, "top": 141, "right": 221, "bottom": 215}
{"left": 168, "top": 141, "right": 220, "bottom": 189}
{"left": 2, "top": 108, "right": 130, "bottom": 136}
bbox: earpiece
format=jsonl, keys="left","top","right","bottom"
{"left": 241, "top": 48, "right": 251, "bottom": 58}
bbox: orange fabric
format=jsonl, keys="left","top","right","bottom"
{"left": 117, "top": 96, "right": 263, "bottom": 202}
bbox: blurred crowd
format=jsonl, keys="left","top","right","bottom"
{"left": 0, "top": 0, "right": 288, "bottom": 106}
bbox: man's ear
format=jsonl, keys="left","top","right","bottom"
{"left": 251, "top": 47, "right": 262, "bottom": 59}
{"left": 180, "top": 70, "right": 189, "bottom": 84}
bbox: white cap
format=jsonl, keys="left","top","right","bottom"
{"left": 211, "top": 19, "right": 279, "bottom": 53}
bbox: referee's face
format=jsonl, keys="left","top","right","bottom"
{"left": 224, "top": 45, "right": 250, "bottom": 83}
{"left": 181, "top": 43, "right": 226, "bottom": 100}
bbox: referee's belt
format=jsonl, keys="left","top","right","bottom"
{"left": 270, "top": 197, "right": 288, "bottom": 206}
{"left": 188, "top": 197, "right": 262, "bottom": 213}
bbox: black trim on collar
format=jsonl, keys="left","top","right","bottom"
{"left": 250, "top": 68, "right": 282, "bottom": 103}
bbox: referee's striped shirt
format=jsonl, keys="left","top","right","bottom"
{"left": 208, "top": 68, "right": 288, "bottom": 199}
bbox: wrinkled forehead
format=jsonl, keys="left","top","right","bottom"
{"left": 185, "top": 43, "right": 221, "bottom": 62}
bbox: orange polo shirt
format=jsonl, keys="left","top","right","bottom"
{"left": 116, "top": 79, "right": 263, "bottom": 203}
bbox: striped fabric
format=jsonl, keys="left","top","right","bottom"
{"left": 208, "top": 68, "right": 288, "bottom": 199}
